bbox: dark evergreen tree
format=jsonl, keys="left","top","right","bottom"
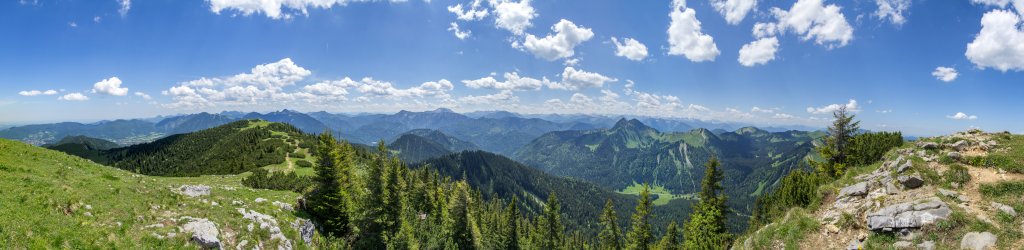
{"left": 683, "top": 156, "right": 730, "bottom": 249}
{"left": 501, "top": 197, "right": 521, "bottom": 250}
{"left": 443, "top": 183, "right": 475, "bottom": 250}
{"left": 625, "top": 184, "right": 653, "bottom": 250}
{"left": 353, "top": 140, "right": 389, "bottom": 249}
{"left": 306, "top": 132, "right": 350, "bottom": 238}
{"left": 598, "top": 199, "right": 622, "bottom": 250}
{"left": 538, "top": 192, "right": 564, "bottom": 250}
{"left": 812, "top": 106, "right": 861, "bottom": 178}
{"left": 655, "top": 221, "right": 680, "bottom": 250}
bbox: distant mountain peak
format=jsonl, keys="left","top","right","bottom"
{"left": 736, "top": 126, "right": 768, "bottom": 135}
{"left": 430, "top": 108, "right": 455, "bottom": 113}
{"left": 611, "top": 118, "right": 651, "bottom": 132}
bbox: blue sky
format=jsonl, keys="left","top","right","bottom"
{"left": 1, "top": 0, "right": 1022, "bottom": 136}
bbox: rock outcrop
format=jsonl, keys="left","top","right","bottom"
{"left": 866, "top": 197, "right": 952, "bottom": 232}
{"left": 182, "top": 218, "right": 221, "bottom": 249}
{"left": 960, "top": 232, "right": 997, "bottom": 250}
{"left": 176, "top": 185, "right": 211, "bottom": 198}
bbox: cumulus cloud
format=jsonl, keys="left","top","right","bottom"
{"left": 547, "top": 67, "right": 617, "bottom": 91}
{"left": 875, "top": 0, "right": 910, "bottom": 26}
{"left": 965, "top": 9, "right": 1024, "bottom": 72}
{"left": 932, "top": 67, "right": 959, "bottom": 82}
{"left": 459, "top": 90, "right": 517, "bottom": 105}
{"left": 462, "top": 72, "right": 549, "bottom": 91}
{"left": 207, "top": 0, "right": 406, "bottom": 19}
{"left": 971, "top": 0, "right": 1024, "bottom": 14}
{"left": 760, "top": 0, "right": 854, "bottom": 49}
{"left": 355, "top": 78, "right": 454, "bottom": 99}
{"left": 751, "top": 106, "right": 777, "bottom": 113}
{"left": 710, "top": 0, "right": 758, "bottom": 25}
{"left": 947, "top": 112, "right": 978, "bottom": 120}
{"left": 91, "top": 77, "right": 129, "bottom": 96}
{"left": 521, "top": 19, "right": 594, "bottom": 61}
{"left": 134, "top": 92, "right": 152, "bottom": 100}
{"left": 490, "top": 0, "right": 536, "bottom": 35}
{"left": 806, "top": 99, "right": 859, "bottom": 114}
{"left": 448, "top": 0, "right": 489, "bottom": 21}
{"left": 667, "top": 0, "right": 720, "bottom": 62}
{"left": 58, "top": 93, "right": 89, "bottom": 101}
{"left": 448, "top": 22, "right": 472, "bottom": 40}
{"left": 738, "top": 37, "right": 779, "bottom": 66}
{"left": 18, "top": 89, "right": 58, "bottom": 96}
{"left": 611, "top": 37, "right": 649, "bottom": 61}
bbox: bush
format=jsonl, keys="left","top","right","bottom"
{"left": 749, "top": 170, "right": 823, "bottom": 229}
{"left": 291, "top": 152, "right": 307, "bottom": 159}
{"left": 296, "top": 160, "right": 313, "bottom": 168}
{"left": 848, "top": 132, "right": 904, "bottom": 166}
{"left": 944, "top": 164, "right": 971, "bottom": 187}
{"left": 243, "top": 168, "right": 313, "bottom": 193}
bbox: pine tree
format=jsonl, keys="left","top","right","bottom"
{"left": 812, "top": 106, "right": 861, "bottom": 178}
{"left": 305, "top": 132, "right": 350, "bottom": 238}
{"left": 353, "top": 140, "right": 389, "bottom": 249}
{"left": 501, "top": 197, "right": 521, "bottom": 250}
{"left": 655, "top": 221, "right": 680, "bottom": 250}
{"left": 598, "top": 199, "right": 623, "bottom": 250}
{"left": 538, "top": 192, "right": 564, "bottom": 250}
{"left": 683, "top": 156, "right": 731, "bottom": 249}
{"left": 625, "top": 184, "right": 653, "bottom": 250}
{"left": 443, "top": 182, "right": 474, "bottom": 250}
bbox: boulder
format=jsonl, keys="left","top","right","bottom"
{"left": 992, "top": 202, "right": 1017, "bottom": 217}
{"left": 238, "top": 208, "right": 292, "bottom": 249}
{"left": 839, "top": 181, "right": 870, "bottom": 198}
{"left": 938, "top": 188, "right": 970, "bottom": 202}
{"left": 183, "top": 218, "right": 220, "bottom": 249}
{"left": 960, "top": 232, "right": 997, "bottom": 250}
{"left": 845, "top": 239, "right": 862, "bottom": 250}
{"left": 885, "top": 181, "right": 900, "bottom": 195}
{"left": 893, "top": 241, "right": 912, "bottom": 249}
{"left": 918, "top": 142, "right": 939, "bottom": 149}
{"left": 951, "top": 140, "right": 969, "bottom": 151}
{"left": 898, "top": 175, "right": 924, "bottom": 189}
{"left": 273, "top": 201, "right": 294, "bottom": 211}
{"left": 866, "top": 198, "right": 952, "bottom": 231}
{"left": 917, "top": 241, "right": 935, "bottom": 250}
{"left": 293, "top": 219, "right": 315, "bottom": 245}
{"left": 176, "top": 185, "right": 211, "bottom": 198}
{"left": 947, "top": 151, "right": 962, "bottom": 160}
{"left": 896, "top": 161, "right": 912, "bottom": 174}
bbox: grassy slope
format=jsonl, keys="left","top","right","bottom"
{"left": 0, "top": 139, "right": 309, "bottom": 249}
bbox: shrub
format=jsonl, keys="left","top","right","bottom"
{"left": 944, "top": 164, "right": 971, "bottom": 187}
{"left": 291, "top": 152, "right": 307, "bottom": 159}
{"left": 296, "top": 160, "right": 313, "bottom": 168}
{"left": 243, "top": 168, "right": 313, "bottom": 193}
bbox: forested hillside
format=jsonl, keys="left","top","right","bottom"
{"left": 514, "top": 118, "right": 824, "bottom": 217}
{"left": 42, "top": 135, "right": 120, "bottom": 163}
{"left": 387, "top": 129, "right": 479, "bottom": 163}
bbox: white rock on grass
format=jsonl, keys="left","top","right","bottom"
{"left": 960, "top": 232, "right": 997, "bottom": 250}
{"left": 292, "top": 219, "right": 316, "bottom": 245}
{"left": 238, "top": 208, "right": 293, "bottom": 249}
{"left": 255, "top": 198, "right": 267, "bottom": 203}
{"left": 273, "top": 201, "right": 294, "bottom": 211}
{"left": 182, "top": 218, "right": 221, "bottom": 249}
{"left": 175, "top": 185, "right": 211, "bottom": 198}
{"left": 866, "top": 197, "right": 952, "bottom": 231}
{"left": 839, "top": 182, "right": 870, "bottom": 198}
{"left": 992, "top": 202, "right": 1017, "bottom": 217}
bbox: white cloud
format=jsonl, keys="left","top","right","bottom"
{"left": 119, "top": 0, "right": 131, "bottom": 16}
{"left": 932, "top": 66, "right": 959, "bottom": 82}
{"left": 354, "top": 78, "right": 454, "bottom": 99}
{"left": 18, "top": 90, "right": 58, "bottom": 96}
{"left": 58, "top": 93, "right": 89, "bottom": 101}
{"left": 764, "top": 0, "right": 854, "bottom": 48}
{"left": 163, "top": 58, "right": 314, "bottom": 108}
{"left": 207, "top": 0, "right": 405, "bottom": 19}
{"left": 302, "top": 78, "right": 359, "bottom": 96}
{"left": 710, "top": 0, "right": 758, "bottom": 25}
{"left": 448, "top": 0, "right": 489, "bottom": 21}
{"left": 522, "top": 19, "right": 594, "bottom": 61}
{"left": 459, "top": 90, "right": 517, "bottom": 105}
{"left": 947, "top": 112, "right": 978, "bottom": 120}
{"left": 134, "top": 92, "right": 152, "bottom": 100}
{"left": 965, "top": 9, "right": 1024, "bottom": 72}
{"left": 806, "top": 99, "right": 859, "bottom": 114}
{"left": 490, "top": 0, "right": 536, "bottom": 35}
{"left": 448, "top": 22, "right": 472, "bottom": 40}
{"left": 971, "top": 0, "right": 1024, "bottom": 15}
{"left": 94, "top": 16, "right": 102, "bottom": 23}
{"left": 91, "top": 77, "right": 129, "bottom": 96}
{"left": 667, "top": 0, "right": 720, "bottom": 62}
{"left": 738, "top": 37, "right": 779, "bottom": 66}
{"left": 773, "top": 113, "right": 795, "bottom": 119}
{"left": 751, "top": 106, "right": 776, "bottom": 113}
{"left": 876, "top": 109, "right": 892, "bottom": 114}
{"left": 462, "top": 72, "right": 548, "bottom": 91}
{"left": 68, "top": 22, "right": 78, "bottom": 28}
{"left": 548, "top": 67, "right": 617, "bottom": 91}
{"left": 875, "top": 0, "right": 910, "bottom": 26}
{"left": 611, "top": 37, "right": 649, "bottom": 61}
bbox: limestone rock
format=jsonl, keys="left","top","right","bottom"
{"left": 273, "top": 201, "right": 294, "bottom": 211}
{"left": 952, "top": 140, "right": 969, "bottom": 151}
{"left": 897, "top": 175, "right": 924, "bottom": 189}
{"left": 238, "top": 208, "right": 292, "bottom": 249}
{"left": 917, "top": 241, "right": 935, "bottom": 250}
{"left": 947, "top": 151, "right": 962, "bottom": 160}
{"left": 918, "top": 141, "right": 939, "bottom": 149}
{"left": 960, "top": 232, "right": 997, "bottom": 250}
{"left": 896, "top": 161, "right": 912, "bottom": 174}
{"left": 840, "top": 181, "right": 870, "bottom": 198}
{"left": 845, "top": 239, "right": 862, "bottom": 250}
{"left": 893, "top": 241, "right": 912, "bottom": 249}
{"left": 254, "top": 198, "right": 267, "bottom": 203}
{"left": 992, "top": 202, "right": 1017, "bottom": 217}
{"left": 183, "top": 218, "right": 220, "bottom": 249}
{"left": 176, "top": 185, "right": 211, "bottom": 198}
{"left": 292, "top": 219, "right": 315, "bottom": 245}
{"left": 866, "top": 198, "right": 952, "bottom": 231}
{"left": 938, "top": 188, "right": 970, "bottom": 202}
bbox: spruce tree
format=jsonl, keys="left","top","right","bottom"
{"left": 625, "top": 184, "right": 653, "bottom": 250}
{"left": 655, "top": 221, "right": 680, "bottom": 250}
{"left": 353, "top": 140, "right": 389, "bottom": 249}
{"left": 306, "top": 132, "right": 350, "bottom": 238}
{"left": 598, "top": 199, "right": 623, "bottom": 250}
{"left": 502, "top": 197, "right": 521, "bottom": 250}
{"left": 683, "top": 156, "right": 730, "bottom": 249}
{"left": 812, "top": 106, "right": 861, "bottom": 178}
{"left": 443, "top": 183, "right": 474, "bottom": 250}
{"left": 539, "top": 192, "right": 564, "bottom": 250}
